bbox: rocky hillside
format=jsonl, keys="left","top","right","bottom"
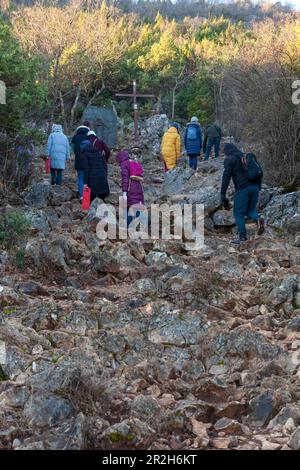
{"left": 1, "top": 116, "right": 300, "bottom": 450}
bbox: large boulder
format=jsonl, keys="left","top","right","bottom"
{"left": 162, "top": 167, "right": 194, "bottom": 196}
{"left": 25, "top": 208, "right": 59, "bottom": 234}
{"left": 102, "top": 418, "right": 155, "bottom": 449}
{"left": 23, "top": 182, "right": 52, "bottom": 208}
{"left": 24, "top": 182, "right": 73, "bottom": 209}
{"left": 210, "top": 327, "right": 282, "bottom": 365}
{"left": 139, "top": 114, "right": 169, "bottom": 156}
{"left": 212, "top": 210, "right": 235, "bottom": 227}
{"left": 23, "top": 393, "right": 73, "bottom": 427}
{"left": 268, "top": 274, "right": 300, "bottom": 308}
{"left": 263, "top": 191, "right": 300, "bottom": 234}
{"left": 82, "top": 106, "right": 117, "bottom": 148}
{"left": 147, "top": 308, "right": 208, "bottom": 347}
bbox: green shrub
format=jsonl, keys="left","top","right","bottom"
{"left": 15, "top": 248, "right": 26, "bottom": 269}
{"left": 0, "top": 211, "right": 30, "bottom": 250}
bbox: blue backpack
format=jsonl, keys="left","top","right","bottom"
{"left": 187, "top": 125, "right": 197, "bottom": 140}
{"left": 241, "top": 153, "right": 263, "bottom": 183}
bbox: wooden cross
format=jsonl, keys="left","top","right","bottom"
{"left": 115, "top": 80, "right": 155, "bottom": 142}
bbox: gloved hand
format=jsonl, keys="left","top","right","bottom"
{"left": 221, "top": 195, "right": 230, "bottom": 208}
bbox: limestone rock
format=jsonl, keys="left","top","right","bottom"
{"left": 288, "top": 427, "right": 300, "bottom": 450}
{"left": 214, "top": 418, "right": 243, "bottom": 435}
{"left": 263, "top": 191, "right": 300, "bottom": 234}
{"left": 131, "top": 395, "right": 161, "bottom": 423}
{"left": 102, "top": 418, "right": 155, "bottom": 448}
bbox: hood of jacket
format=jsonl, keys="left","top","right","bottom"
{"left": 224, "top": 143, "right": 242, "bottom": 156}
{"left": 167, "top": 127, "right": 179, "bottom": 135}
{"left": 116, "top": 150, "right": 130, "bottom": 165}
{"left": 76, "top": 125, "right": 90, "bottom": 135}
{"left": 52, "top": 124, "right": 63, "bottom": 133}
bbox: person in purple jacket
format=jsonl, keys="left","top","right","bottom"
{"left": 116, "top": 150, "right": 144, "bottom": 227}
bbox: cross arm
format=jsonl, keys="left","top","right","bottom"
{"left": 115, "top": 93, "right": 155, "bottom": 98}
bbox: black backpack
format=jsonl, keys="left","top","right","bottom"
{"left": 241, "top": 153, "right": 263, "bottom": 183}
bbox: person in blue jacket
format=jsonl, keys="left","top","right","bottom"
{"left": 184, "top": 116, "right": 202, "bottom": 170}
{"left": 46, "top": 124, "right": 70, "bottom": 185}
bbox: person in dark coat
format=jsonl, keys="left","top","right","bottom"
{"left": 116, "top": 150, "right": 144, "bottom": 227}
{"left": 87, "top": 131, "right": 110, "bottom": 174}
{"left": 71, "top": 121, "right": 90, "bottom": 199}
{"left": 80, "top": 138, "right": 109, "bottom": 202}
{"left": 221, "top": 143, "right": 265, "bottom": 245}
{"left": 184, "top": 116, "right": 202, "bottom": 170}
{"left": 203, "top": 123, "right": 222, "bottom": 160}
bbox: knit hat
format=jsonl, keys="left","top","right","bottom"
{"left": 169, "top": 122, "right": 180, "bottom": 131}
{"left": 87, "top": 131, "right": 96, "bottom": 137}
{"left": 191, "top": 116, "right": 198, "bottom": 123}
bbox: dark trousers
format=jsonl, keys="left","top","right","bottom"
{"left": 90, "top": 192, "right": 109, "bottom": 203}
{"left": 51, "top": 168, "right": 63, "bottom": 185}
{"left": 205, "top": 137, "right": 221, "bottom": 160}
{"left": 188, "top": 154, "right": 199, "bottom": 170}
{"left": 234, "top": 185, "right": 260, "bottom": 239}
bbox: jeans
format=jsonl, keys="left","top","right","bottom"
{"left": 205, "top": 137, "right": 221, "bottom": 160}
{"left": 188, "top": 154, "right": 199, "bottom": 170}
{"left": 234, "top": 185, "right": 260, "bottom": 239}
{"left": 127, "top": 210, "right": 141, "bottom": 227}
{"left": 51, "top": 168, "right": 63, "bottom": 185}
{"left": 77, "top": 170, "right": 84, "bottom": 198}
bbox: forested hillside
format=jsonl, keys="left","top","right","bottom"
{"left": 1, "top": 0, "right": 300, "bottom": 453}
{"left": 1, "top": 0, "right": 299, "bottom": 186}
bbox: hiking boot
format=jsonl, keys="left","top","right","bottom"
{"left": 257, "top": 217, "right": 265, "bottom": 235}
{"left": 230, "top": 237, "right": 247, "bottom": 246}
{"left": 51, "top": 181, "right": 56, "bottom": 186}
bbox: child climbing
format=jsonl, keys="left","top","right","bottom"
{"left": 116, "top": 150, "right": 145, "bottom": 227}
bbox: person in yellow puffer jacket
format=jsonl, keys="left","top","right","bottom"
{"left": 161, "top": 122, "right": 181, "bottom": 171}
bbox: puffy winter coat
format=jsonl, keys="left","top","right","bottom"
{"left": 116, "top": 151, "right": 144, "bottom": 208}
{"left": 221, "top": 143, "right": 262, "bottom": 196}
{"left": 184, "top": 123, "right": 202, "bottom": 155}
{"left": 161, "top": 127, "right": 181, "bottom": 170}
{"left": 88, "top": 134, "right": 110, "bottom": 170}
{"left": 71, "top": 126, "right": 90, "bottom": 170}
{"left": 46, "top": 124, "right": 70, "bottom": 170}
{"left": 80, "top": 139, "right": 109, "bottom": 198}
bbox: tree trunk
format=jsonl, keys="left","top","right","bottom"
{"left": 171, "top": 87, "right": 176, "bottom": 119}
{"left": 156, "top": 93, "right": 162, "bottom": 114}
{"left": 86, "top": 81, "right": 106, "bottom": 108}
{"left": 59, "top": 91, "right": 68, "bottom": 134}
{"left": 69, "top": 86, "right": 82, "bottom": 132}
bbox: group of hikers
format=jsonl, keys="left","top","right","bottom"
{"left": 161, "top": 117, "right": 221, "bottom": 171}
{"left": 43, "top": 116, "right": 264, "bottom": 244}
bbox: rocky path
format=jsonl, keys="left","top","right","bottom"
{"left": 1, "top": 119, "right": 300, "bottom": 450}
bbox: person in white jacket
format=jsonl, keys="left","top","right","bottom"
{"left": 46, "top": 124, "right": 70, "bottom": 185}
